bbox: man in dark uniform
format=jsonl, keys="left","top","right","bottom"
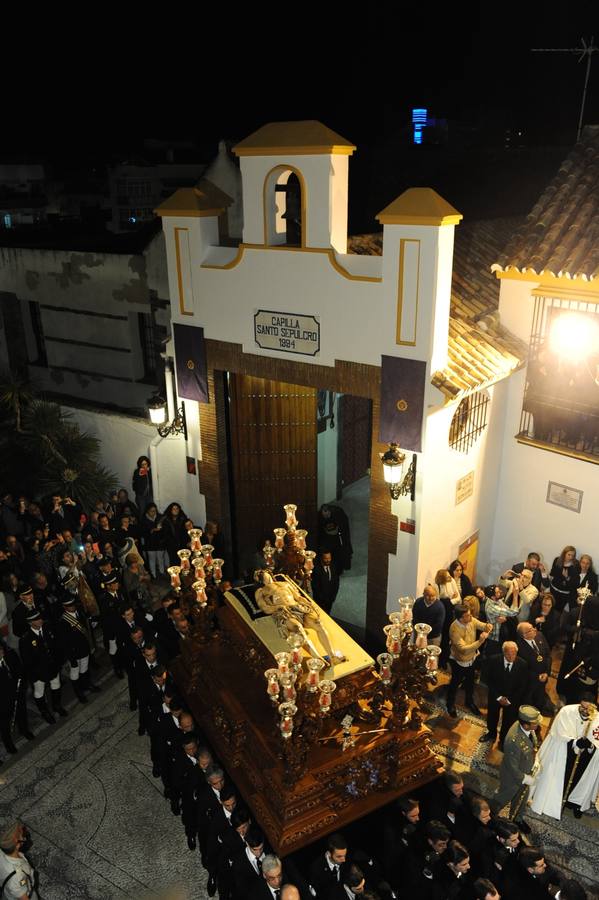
{"left": 11, "top": 585, "right": 40, "bottom": 638}
{"left": 55, "top": 595, "right": 100, "bottom": 704}
{"left": 311, "top": 551, "right": 340, "bottom": 615}
{"left": 0, "top": 640, "right": 34, "bottom": 754}
{"left": 19, "top": 609, "right": 67, "bottom": 723}
{"left": 516, "top": 623, "right": 553, "bottom": 714}
{"left": 493, "top": 705, "right": 541, "bottom": 831}
{"left": 97, "top": 573, "right": 126, "bottom": 677}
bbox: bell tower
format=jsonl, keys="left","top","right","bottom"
{"left": 233, "top": 120, "right": 356, "bottom": 254}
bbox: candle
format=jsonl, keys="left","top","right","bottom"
{"left": 318, "top": 679, "right": 336, "bottom": 714}
{"left": 192, "top": 579, "right": 207, "bottom": 606}
{"left": 275, "top": 651, "right": 290, "bottom": 674}
{"left": 200, "top": 544, "right": 214, "bottom": 566}
{"left": 278, "top": 701, "right": 297, "bottom": 739}
{"left": 377, "top": 652, "right": 394, "bottom": 685}
{"left": 384, "top": 624, "right": 402, "bottom": 656}
{"left": 287, "top": 633, "right": 304, "bottom": 666}
{"left": 212, "top": 559, "right": 224, "bottom": 583}
{"left": 264, "top": 668, "right": 280, "bottom": 702}
{"left": 306, "top": 657, "right": 325, "bottom": 692}
{"left": 273, "top": 528, "right": 286, "bottom": 550}
{"left": 283, "top": 504, "right": 298, "bottom": 529}
{"left": 167, "top": 566, "right": 181, "bottom": 588}
{"left": 414, "top": 622, "right": 432, "bottom": 649}
{"left": 426, "top": 645, "right": 441, "bottom": 672}
{"left": 188, "top": 528, "right": 203, "bottom": 551}
{"left": 303, "top": 550, "right": 316, "bottom": 573}
{"left": 295, "top": 529, "right": 307, "bottom": 550}
{"left": 279, "top": 672, "right": 297, "bottom": 702}
{"left": 177, "top": 549, "right": 191, "bottom": 571}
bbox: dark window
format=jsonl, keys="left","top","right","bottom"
{"left": 29, "top": 301, "right": 47, "bottom": 367}
{"left": 518, "top": 295, "right": 599, "bottom": 460}
{"left": 138, "top": 312, "right": 158, "bottom": 379}
{"left": 449, "top": 391, "right": 489, "bottom": 452}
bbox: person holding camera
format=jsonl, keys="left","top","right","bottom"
{"left": 132, "top": 456, "right": 153, "bottom": 517}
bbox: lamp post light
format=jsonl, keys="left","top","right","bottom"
{"left": 147, "top": 394, "right": 187, "bottom": 439}
{"left": 379, "top": 442, "right": 417, "bottom": 501}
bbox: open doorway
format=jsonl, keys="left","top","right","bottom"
{"left": 316, "top": 392, "right": 372, "bottom": 633}
{"left": 223, "top": 374, "right": 372, "bottom": 632}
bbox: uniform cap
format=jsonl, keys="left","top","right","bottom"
{"left": 26, "top": 608, "right": 43, "bottom": 623}
{"left": 62, "top": 596, "right": 77, "bottom": 607}
{"left": 19, "top": 585, "right": 33, "bottom": 599}
{"left": 103, "top": 573, "right": 119, "bottom": 586}
{"left": 518, "top": 705, "right": 541, "bottom": 723}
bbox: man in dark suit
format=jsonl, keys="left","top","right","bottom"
{"left": 479, "top": 642, "right": 528, "bottom": 749}
{"left": 308, "top": 833, "right": 348, "bottom": 898}
{"left": 311, "top": 552, "right": 340, "bottom": 615}
{"left": 516, "top": 622, "right": 553, "bottom": 714}
{"left": 249, "top": 854, "right": 284, "bottom": 900}
{"left": 0, "top": 640, "right": 34, "bottom": 754}
{"left": 231, "top": 825, "right": 269, "bottom": 900}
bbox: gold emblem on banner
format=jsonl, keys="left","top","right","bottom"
{"left": 397, "top": 399, "right": 408, "bottom": 412}
{"left": 187, "top": 359, "right": 195, "bottom": 369}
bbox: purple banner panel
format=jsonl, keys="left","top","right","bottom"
{"left": 173, "top": 323, "right": 209, "bottom": 404}
{"left": 379, "top": 356, "right": 426, "bottom": 452}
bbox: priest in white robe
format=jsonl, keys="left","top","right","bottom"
{"left": 530, "top": 698, "right": 599, "bottom": 820}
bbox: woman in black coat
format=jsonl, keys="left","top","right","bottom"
{"left": 528, "top": 592, "right": 561, "bottom": 648}
{"left": 449, "top": 559, "right": 473, "bottom": 600}
{"left": 549, "top": 545, "right": 580, "bottom": 612}
{"left": 577, "top": 554, "right": 598, "bottom": 595}
{"left": 162, "top": 502, "right": 189, "bottom": 566}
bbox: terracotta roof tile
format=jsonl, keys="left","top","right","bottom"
{"left": 348, "top": 217, "right": 528, "bottom": 401}
{"left": 492, "top": 126, "right": 599, "bottom": 279}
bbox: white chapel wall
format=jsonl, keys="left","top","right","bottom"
{"left": 491, "top": 370, "right": 599, "bottom": 574}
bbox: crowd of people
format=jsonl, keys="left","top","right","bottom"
{"left": 1, "top": 467, "right": 598, "bottom": 899}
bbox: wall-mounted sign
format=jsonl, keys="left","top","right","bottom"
{"left": 546, "top": 481, "right": 583, "bottom": 514}
{"left": 254, "top": 309, "right": 320, "bottom": 357}
{"left": 455, "top": 471, "right": 475, "bottom": 506}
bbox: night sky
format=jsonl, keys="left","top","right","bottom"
{"left": 6, "top": 7, "right": 597, "bottom": 158}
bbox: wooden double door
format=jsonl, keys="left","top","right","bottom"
{"left": 227, "top": 374, "right": 318, "bottom": 570}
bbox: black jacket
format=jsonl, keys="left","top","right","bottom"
{"left": 19, "top": 625, "right": 61, "bottom": 682}
{"left": 483, "top": 654, "right": 528, "bottom": 708}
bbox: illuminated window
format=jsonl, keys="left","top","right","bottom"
{"left": 519, "top": 296, "right": 599, "bottom": 460}
{"left": 449, "top": 391, "right": 490, "bottom": 452}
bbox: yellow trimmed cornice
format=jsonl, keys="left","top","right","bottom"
{"left": 494, "top": 268, "right": 599, "bottom": 297}
{"left": 376, "top": 188, "right": 462, "bottom": 226}
{"left": 156, "top": 181, "right": 233, "bottom": 218}
{"left": 200, "top": 243, "right": 382, "bottom": 283}
{"left": 233, "top": 121, "right": 356, "bottom": 157}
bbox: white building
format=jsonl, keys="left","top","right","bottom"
{"left": 156, "top": 119, "right": 552, "bottom": 636}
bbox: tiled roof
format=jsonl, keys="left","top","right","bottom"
{"left": 348, "top": 217, "right": 528, "bottom": 401}
{"left": 492, "top": 125, "right": 599, "bottom": 280}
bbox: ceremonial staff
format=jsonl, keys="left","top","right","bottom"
{"left": 562, "top": 702, "right": 598, "bottom": 811}
{"left": 11, "top": 676, "right": 22, "bottom": 730}
{"left": 571, "top": 587, "right": 591, "bottom": 651}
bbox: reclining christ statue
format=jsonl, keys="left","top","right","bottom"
{"left": 254, "top": 570, "right": 345, "bottom": 668}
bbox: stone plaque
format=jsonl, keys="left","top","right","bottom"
{"left": 546, "top": 481, "right": 583, "bottom": 513}
{"left": 254, "top": 309, "right": 320, "bottom": 357}
{"left": 455, "top": 471, "right": 474, "bottom": 506}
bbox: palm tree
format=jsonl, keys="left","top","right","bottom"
{"left": 21, "top": 401, "right": 117, "bottom": 509}
{"left": 0, "top": 369, "right": 36, "bottom": 433}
